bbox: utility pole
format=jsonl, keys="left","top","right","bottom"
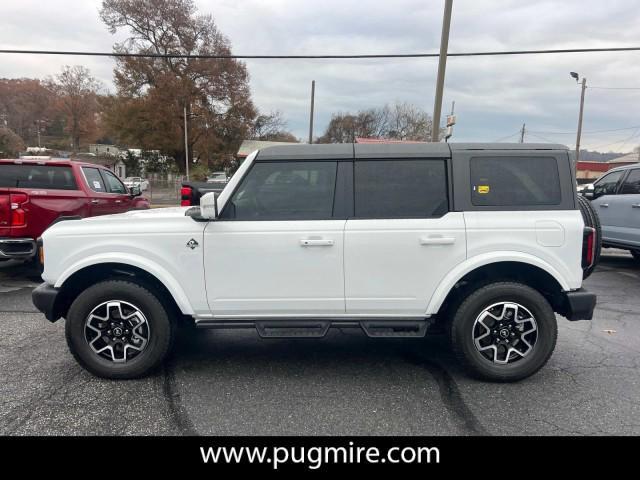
{"left": 444, "top": 101, "right": 456, "bottom": 142}
{"left": 183, "top": 104, "right": 189, "bottom": 180}
{"left": 431, "top": 0, "right": 453, "bottom": 142}
{"left": 575, "top": 77, "right": 587, "bottom": 161}
{"left": 37, "top": 119, "right": 41, "bottom": 148}
{"left": 308, "top": 80, "right": 315, "bottom": 144}
{"left": 570, "top": 72, "right": 587, "bottom": 161}
{"left": 519, "top": 123, "right": 526, "bottom": 143}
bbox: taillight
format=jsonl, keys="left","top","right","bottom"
{"left": 582, "top": 227, "right": 596, "bottom": 269}
{"left": 180, "top": 186, "right": 193, "bottom": 206}
{"left": 10, "top": 193, "right": 28, "bottom": 227}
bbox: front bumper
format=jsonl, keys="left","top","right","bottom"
{"left": 32, "top": 283, "right": 61, "bottom": 322}
{"left": 0, "top": 238, "right": 36, "bottom": 259}
{"left": 563, "top": 288, "right": 597, "bottom": 321}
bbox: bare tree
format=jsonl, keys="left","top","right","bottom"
{"left": 48, "top": 66, "right": 101, "bottom": 149}
{"left": 251, "top": 110, "right": 297, "bottom": 142}
{"left": 318, "top": 101, "right": 435, "bottom": 143}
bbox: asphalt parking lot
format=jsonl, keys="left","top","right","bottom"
{"left": 1, "top": 252, "right": 639, "bottom": 436}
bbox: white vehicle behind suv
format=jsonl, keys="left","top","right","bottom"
{"left": 32, "top": 143, "right": 597, "bottom": 382}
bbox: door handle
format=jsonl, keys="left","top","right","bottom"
{"left": 115, "top": 200, "right": 122, "bottom": 204}
{"left": 420, "top": 236, "right": 456, "bottom": 245}
{"left": 632, "top": 204, "right": 640, "bottom": 208}
{"left": 599, "top": 203, "right": 609, "bottom": 208}
{"left": 91, "top": 199, "right": 99, "bottom": 205}
{"left": 300, "top": 238, "right": 334, "bottom": 247}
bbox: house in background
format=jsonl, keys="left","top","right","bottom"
{"left": 88, "top": 144, "right": 121, "bottom": 157}
{"left": 576, "top": 153, "right": 639, "bottom": 184}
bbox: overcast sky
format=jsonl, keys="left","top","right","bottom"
{"left": 2, "top": 0, "right": 640, "bottom": 151}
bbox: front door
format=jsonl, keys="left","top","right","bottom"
{"left": 100, "top": 169, "right": 132, "bottom": 213}
{"left": 591, "top": 169, "right": 626, "bottom": 244}
{"left": 344, "top": 157, "right": 466, "bottom": 316}
{"left": 610, "top": 168, "right": 640, "bottom": 249}
{"left": 204, "top": 160, "right": 346, "bottom": 317}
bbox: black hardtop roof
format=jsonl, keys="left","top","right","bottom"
{"left": 254, "top": 142, "right": 569, "bottom": 160}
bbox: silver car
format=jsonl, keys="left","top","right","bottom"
{"left": 584, "top": 163, "right": 640, "bottom": 261}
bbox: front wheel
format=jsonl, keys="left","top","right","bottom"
{"left": 65, "top": 279, "right": 174, "bottom": 379}
{"left": 450, "top": 282, "right": 557, "bottom": 382}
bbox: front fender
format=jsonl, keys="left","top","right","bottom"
{"left": 54, "top": 252, "right": 194, "bottom": 315}
{"left": 425, "top": 251, "right": 572, "bottom": 315}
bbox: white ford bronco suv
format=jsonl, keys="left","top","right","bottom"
{"left": 32, "top": 143, "right": 598, "bottom": 382}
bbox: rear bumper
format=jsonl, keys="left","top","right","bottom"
{"left": 0, "top": 237, "right": 36, "bottom": 259}
{"left": 563, "top": 288, "right": 597, "bottom": 321}
{"left": 32, "top": 283, "right": 61, "bottom": 322}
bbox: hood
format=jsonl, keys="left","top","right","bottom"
{"left": 42, "top": 206, "right": 197, "bottom": 239}
{"left": 84, "top": 206, "right": 190, "bottom": 221}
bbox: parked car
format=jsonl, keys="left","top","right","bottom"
{"left": 0, "top": 158, "right": 149, "bottom": 261}
{"left": 582, "top": 163, "right": 640, "bottom": 260}
{"left": 206, "top": 171, "right": 229, "bottom": 184}
{"left": 33, "top": 143, "right": 597, "bottom": 382}
{"left": 123, "top": 176, "right": 150, "bottom": 191}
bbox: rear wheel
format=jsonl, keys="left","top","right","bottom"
{"left": 65, "top": 279, "right": 174, "bottom": 379}
{"left": 450, "top": 282, "right": 557, "bottom": 382}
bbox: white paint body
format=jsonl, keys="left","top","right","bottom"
{"left": 41, "top": 151, "right": 585, "bottom": 320}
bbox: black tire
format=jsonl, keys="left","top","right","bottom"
{"left": 577, "top": 195, "right": 602, "bottom": 279}
{"left": 450, "top": 282, "right": 558, "bottom": 382}
{"left": 65, "top": 279, "right": 174, "bottom": 379}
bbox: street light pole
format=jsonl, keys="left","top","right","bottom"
{"left": 431, "top": 0, "right": 453, "bottom": 142}
{"left": 184, "top": 104, "right": 189, "bottom": 180}
{"left": 575, "top": 77, "right": 587, "bottom": 161}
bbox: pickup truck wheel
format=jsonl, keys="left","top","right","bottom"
{"left": 65, "top": 280, "right": 174, "bottom": 379}
{"left": 450, "top": 282, "right": 557, "bottom": 382}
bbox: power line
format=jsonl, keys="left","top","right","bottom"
{"left": 493, "top": 131, "right": 522, "bottom": 142}
{"left": 528, "top": 125, "right": 640, "bottom": 135}
{"left": 589, "top": 86, "right": 640, "bottom": 90}
{"left": 2, "top": 46, "right": 640, "bottom": 60}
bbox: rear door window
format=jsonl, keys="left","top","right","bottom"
{"left": 82, "top": 167, "right": 106, "bottom": 193}
{"left": 0, "top": 164, "right": 77, "bottom": 190}
{"left": 470, "top": 156, "right": 561, "bottom": 206}
{"left": 354, "top": 159, "right": 448, "bottom": 218}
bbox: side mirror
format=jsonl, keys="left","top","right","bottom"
{"left": 129, "top": 185, "right": 141, "bottom": 197}
{"left": 583, "top": 185, "right": 595, "bottom": 200}
{"left": 200, "top": 192, "right": 219, "bottom": 220}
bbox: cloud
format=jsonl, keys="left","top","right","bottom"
{"left": 1, "top": 0, "right": 640, "bottom": 151}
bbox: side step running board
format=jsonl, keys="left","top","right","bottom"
{"left": 195, "top": 318, "right": 432, "bottom": 338}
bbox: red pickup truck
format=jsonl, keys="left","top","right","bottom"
{"left": 0, "top": 158, "right": 149, "bottom": 261}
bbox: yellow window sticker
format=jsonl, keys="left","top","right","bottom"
{"left": 478, "top": 185, "right": 490, "bottom": 194}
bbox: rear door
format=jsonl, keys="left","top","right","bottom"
{"left": 344, "top": 146, "right": 466, "bottom": 316}
{"left": 80, "top": 166, "right": 112, "bottom": 216}
{"left": 590, "top": 169, "right": 626, "bottom": 244}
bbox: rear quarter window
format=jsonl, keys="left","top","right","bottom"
{"left": 0, "top": 164, "right": 78, "bottom": 190}
{"left": 470, "top": 156, "right": 561, "bottom": 206}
